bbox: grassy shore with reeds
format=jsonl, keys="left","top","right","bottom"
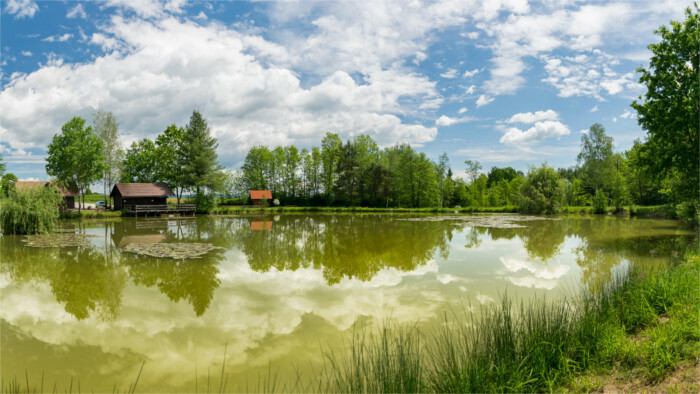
{"left": 210, "top": 205, "right": 519, "bottom": 215}
{"left": 317, "top": 247, "right": 699, "bottom": 393}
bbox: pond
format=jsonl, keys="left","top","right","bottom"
{"left": 0, "top": 214, "right": 693, "bottom": 391}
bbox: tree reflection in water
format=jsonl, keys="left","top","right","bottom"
{"left": 0, "top": 235, "right": 126, "bottom": 320}
{"left": 113, "top": 218, "right": 223, "bottom": 316}
{"left": 230, "top": 215, "right": 454, "bottom": 285}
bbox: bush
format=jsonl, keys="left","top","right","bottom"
{"left": 517, "top": 164, "right": 564, "bottom": 214}
{"left": 675, "top": 201, "right": 699, "bottom": 227}
{"left": 0, "top": 185, "right": 63, "bottom": 234}
{"left": 592, "top": 189, "right": 608, "bottom": 214}
{"left": 194, "top": 191, "right": 217, "bottom": 213}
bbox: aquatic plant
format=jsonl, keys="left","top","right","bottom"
{"left": 122, "top": 242, "right": 220, "bottom": 259}
{"left": 22, "top": 233, "right": 93, "bottom": 248}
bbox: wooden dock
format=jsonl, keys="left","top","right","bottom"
{"left": 127, "top": 204, "right": 196, "bottom": 217}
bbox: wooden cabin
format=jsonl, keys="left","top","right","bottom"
{"left": 249, "top": 190, "right": 272, "bottom": 207}
{"left": 110, "top": 183, "right": 174, "bottom": 211}
{"left": 14, "top": 181, "right": 79, "bottom": 209}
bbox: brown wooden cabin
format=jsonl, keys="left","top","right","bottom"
{"left": 14, "top": 181, "right": 79, "bottom": 209}
{"left": 249, "top": 190, "right": 272, "bottom": 207}
{"left": 110, "top": 183, "right": 174, "bottom": 211}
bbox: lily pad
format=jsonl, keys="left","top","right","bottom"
{"left": 23, "top": 233, "right": 93, "bottom": 248}
{"left": 397, "top": 215, "right": 560, "bottom": 228}
{"left": 122, "top": 243, "right": 220, "bottom": 259}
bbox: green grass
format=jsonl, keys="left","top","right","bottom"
{"left": 210, "top": 205, "right": 519, "bottom": 215}
{"left": 59, "top": 210, "right": 122, "bottom": 218}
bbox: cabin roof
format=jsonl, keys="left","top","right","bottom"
{"left": 249, "top": 190, "right": 272, "bottom": 200}
{"left": 111, "top": 183, "right": 175, "bottom": 198}
{"left": 14, "top": 181, "right": 79, "bottom": 197}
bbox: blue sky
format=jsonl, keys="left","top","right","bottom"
{"left": 0, "top": 0, "right": 690, "bottom": 181}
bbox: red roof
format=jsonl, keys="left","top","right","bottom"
{"left": 14, "top": 181, "right": 78, "bottom": 197}
{"left": 249, "top": 190, "right": 272, "bottom": 199}
{"left": 111, "top": 183, "right": 175, "bottom": 198}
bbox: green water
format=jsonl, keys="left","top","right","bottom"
{"left": 0, "top": 214, "right": 693, "bottom": 391}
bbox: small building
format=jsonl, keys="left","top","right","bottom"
{"left": 110, "top": 183, "right": 174, "bottom": 211}
{"left": 14, "top": 181, "right": 79, "bottom": 209}
{"left": 249, "top": 190, "right": 272, "bottom": 207}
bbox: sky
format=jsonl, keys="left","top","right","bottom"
{"left": 0, "top": 0, "right": 691, "bottom": 181}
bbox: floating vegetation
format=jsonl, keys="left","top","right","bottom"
{"left": 397, "top": 215, "right": 560, "bottom": 228}
{"left": 22, "top": 233, "right": 93, "bottom": 247}
{"left": 122, "top": 243, "right": 220, "bottom": 259}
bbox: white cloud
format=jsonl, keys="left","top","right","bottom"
{"left": 499, "top": 120, "right": 571, "bottom": 145}
{"left": 413, "top": 51, "right": 427, "bottom": 65}
{"left": 440, "top": 69, "right": 458, "bottom": 79}
{"left": 476, "top": 95, "right": 493, "bottom": 107}
{"left": 458, "top": 107, "right": 467, "bottom": 114}
{"left": 0, "top": 16, "right": 439, "bottom": 164}
{"left": 42, "top": 33, "right": 73, "bottom": 43}
{"left": 4, "top": 0, "right": 38, "bottom": 19}
{"left": 105, "top": 0, "right": 164, "bottom": 19}
{"left": 435, "top": 115, "right": 473, "bottom": 127}
{"left": 590, "top": 105, "right": 598, "bottom": 112}
{"left": 505, "top": 109, "right": 559, "bottom": 124}
{"left": 462, "top": 68, "right": 479, "bottom": 78}
{"left": 20, "top": 50, "right": 32, "bottom": 57}
{"left": 465, "top": 85, "right": 476, "bottom": 95}
{"left": 194, "top": 11, "right": 207, "bottom": 21}
{"left": 67, "top": 4, "right": 87, "bottom": 19}
{"left": 620, "top": 109, "right": 635, "bottom": 119}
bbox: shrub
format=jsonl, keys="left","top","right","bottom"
{"left": 0, "top": 185, "right": 63, "bottom": 234}
{"left": 675, "top": 201, "right": 699, "bottom": 227}
{"left": 592, "top": 189, "right": 608, "bottom": 214}
{"left": 517, "top": 164, "right": 565, "bottom": 214}
{"left": 194, "top": 190, "right": 217, "bottom": 213}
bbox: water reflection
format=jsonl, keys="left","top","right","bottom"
{"left": 0, "top": 235, "right": 126, "bottom": 320}
{"left": 230, "top": 215, "right": 454, "bottom": 285}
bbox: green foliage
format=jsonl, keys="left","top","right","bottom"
{"left": 194, "top": 190, "right": 217, "bottom": 213}
{"left": 592, "top": 189, "right": 608, "bottom": 214}
{"left": 93, "top": 110, "right": 123, "bottom": 204}
{"left": 578, "top": 123, "right": 615, "bottom": 194}
{"left": 0, "top": 184, "right": 63, "bottom": 234}
{"left": 1, "top": 173, "right": 18, "bottom": 197}
{"left": 121, "top": 138, "right": 157, "bottom": 182}
{"left": 155, "top": 124, "right": 186, "bottom": 202}
{"left": 518, "top": 164, "right": 564, "bottom": 214}
{"left": 46, "top": 116, "right": 106, "bottom": 211}
{"left": 180, "top": 111, "right": 222, "bottom": 195}
{"left": 486, "top": 166, "right": 523, "bottom": 188}
{"left": 610, "top": 171, "right": 629, "bottom": 212}
{"left": 674, "top": 201, "right": 699, "bottom": 227}
{"left": 632, "top": 6, "right": 699, "bottom": 203}
{"left": 0, "top": 152, "right": 5, "bottom": 177}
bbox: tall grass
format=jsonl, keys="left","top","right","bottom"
{"left": 0, "top": 185, "right": 63, "bottom": 235}
{"left": 320, "top": 247, "right": 699, "bottom": 392}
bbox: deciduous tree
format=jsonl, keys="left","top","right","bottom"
{"left": 46, "top": 117, "right": 105, "bottom": 212}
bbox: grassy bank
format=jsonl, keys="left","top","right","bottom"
{"left": 59, "top": 210, "right": 122, "bottom": 219}
{"left": 562, "top": 204, "right": 677, "bottom": 218}
{"left": 211, "top": 206, "right": 519, "bottom": 215}
{"left": 318, "top": 247, "right": 699, "bottom": 393}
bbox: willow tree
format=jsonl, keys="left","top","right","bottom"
{"left": 46, "top": 117, "right": 105, "bottom": 212}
